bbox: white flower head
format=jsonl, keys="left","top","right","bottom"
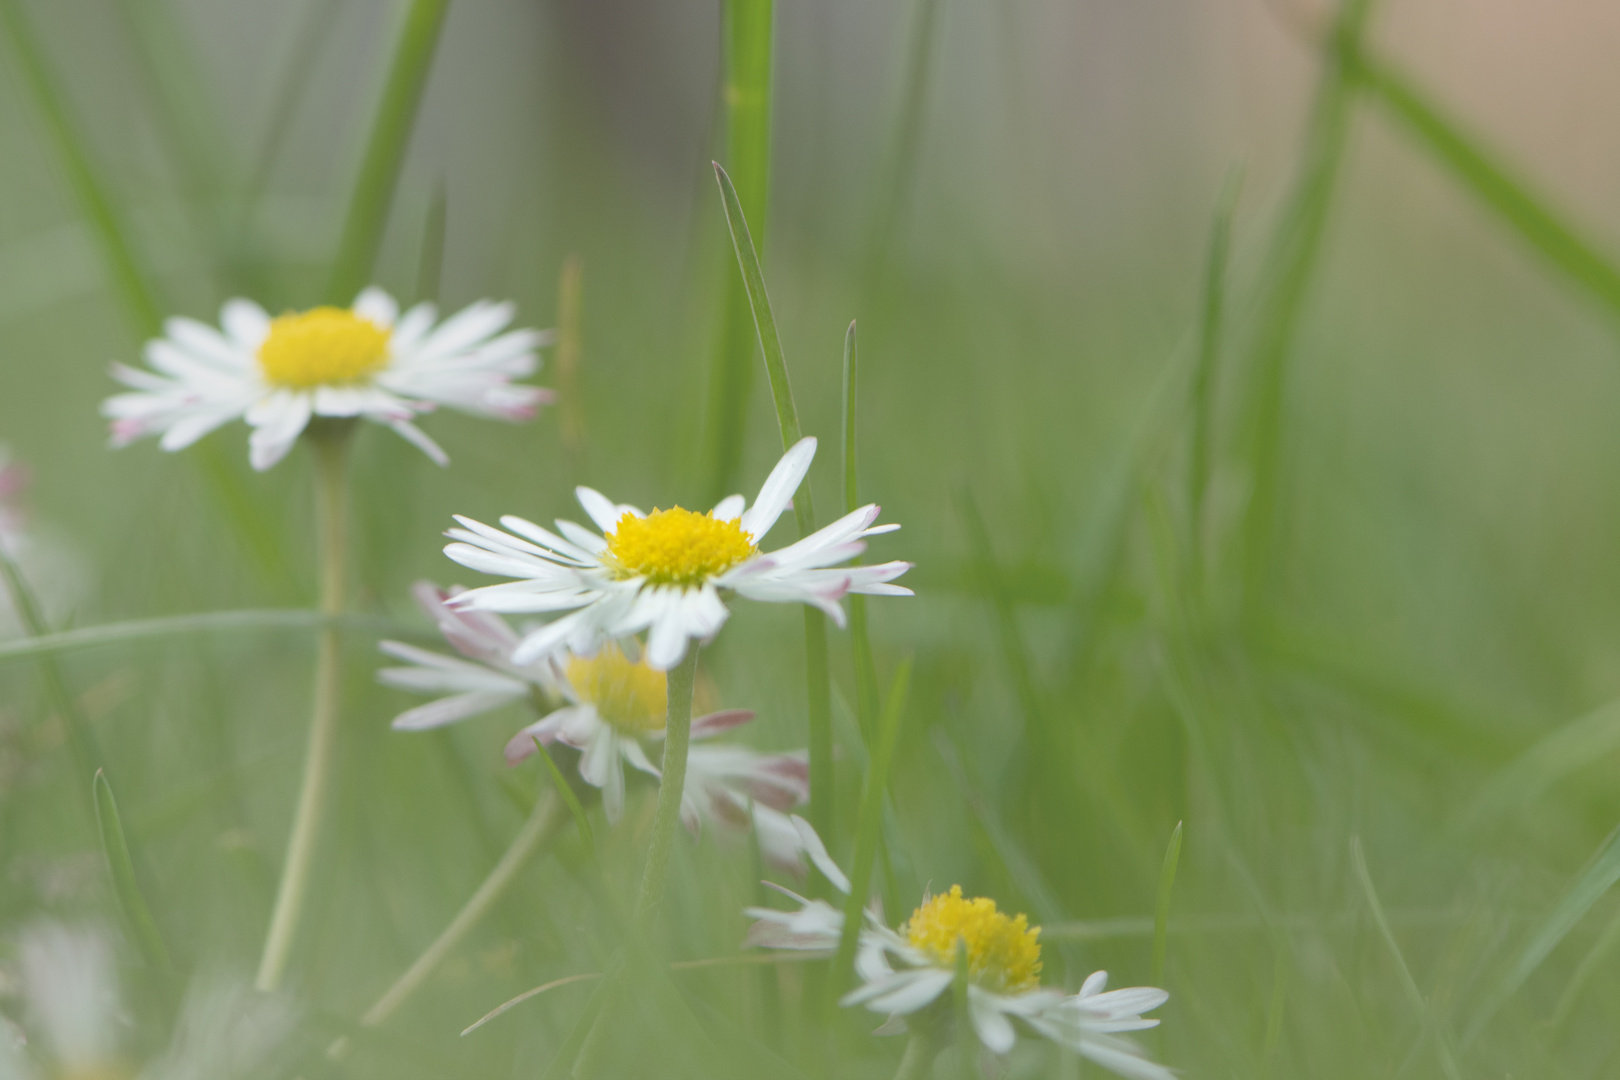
{"left": 379, "top": 581, "right": 561, "bottom": 731}
{"left": 16, "top": 922, "right": 123, "bottom": 1077}
{"left": 442, "top": 436, "right": 912, "bottom": 671}
{"left": 102, "top": 287, "right": 553, "bottom": 471}
{"left": 745, "top": 819, "right": 1174, "bottom": 1080}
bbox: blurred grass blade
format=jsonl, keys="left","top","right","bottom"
{"left": 556, "top": 254, "right": 587, "bottom": 475}
{"left": 1548, "top": 905, "right": 1620, "bottom": 1033}
{"left": 1464, "top": 821, "right": 1620, "bottom": 1045}
{"left": 415, "top": 179, "right": 448, "bottom": 303}
{"left": 535, "top": 739, "right": 594, "bottom": 855}
{"left": 831, "top": 659, "right": 912, "bottom": 997}
{"left": 704, "top": 0, "right": 774, "bottom": 502}
{"left": 1150, "top": 822, "right": 1183, "bottom": 986}
{"left": 94, "top": 769, "right": 173, "bottom": 970}
{"left": 843, "top": 320, "right": 881, "bottom": 742}
{"left": 1240, "top": 0, "right": 1372, "bottom": 617}
{"left": 0, "top": 0, "right": 162, "bottom": 335}
{"left": 0, "top": 609, "right": 417, "bottom": 667}
{"left": 327, "top": 0, "right": 451, "bottom": 302}
{"left": 1350, "top": 838, "right": 1461, "bottom": 1080}
{"left": 1187, "top": 167, "right": 1241, "bottom": 585}
{"left": 1461, "top": 695, "right": 1620, "bottom": 832}
{"left": 713, "top": 161, "right": 833, "bottom": 842}
{"left": 1357, "top": 53, "right": 1620, "bottom": 316}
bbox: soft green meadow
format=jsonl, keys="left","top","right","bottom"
{"left": 3, "top": 0, "right": 1620, "bottom": 1076}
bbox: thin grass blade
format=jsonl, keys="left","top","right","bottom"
{"left": 94, "top": 769, "right": 174, "bottom": 970}
{"left": 1150, "top": 822, "right": 1183, "bottom": 986}
{"left": 535, "top": 738, "right": 594, "bottom": 855}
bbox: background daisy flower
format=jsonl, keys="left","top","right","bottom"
{"left": 102, "top": 287, "right": 552, "bottom": 470}
{"left": 746, "top": 819, "right": 1173, "bottom": 1080}
{"left": 442, "top": 435, "right": 912, "bottom": 670}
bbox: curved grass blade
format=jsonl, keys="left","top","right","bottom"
{"left": 327, "top": 0, "right": 451, "bottom": 302}
{"left": 843, "top": 321, "right": 882, "bottom": 745}
{"left": 0, "top": 609, "right": 420, "bottom": 667}
{"left": 94, "top": 770, "right": 173, "bottom": 971}
{"left": 534, "top": 738, "right": 594, "bottom": 855}
{"left": 713, "top": 161, "right": 833, "bottom": 842}
{"left": 1150, "top": 822, "right": 1184, "bottom": 986}
{"left": 830, "top": 659, "right": 912, "bottom": 1002}
{"left": 1461, "top": 695, "right": 1620, "bottom": 832}
{"left": 1350, "top": 837, "right": 1461, "bottom": 1080}
{"left": 1187, "top": 166, "right": 1241, "bottom": 589}
{"left": 1463, "top": 820, "right": 1620, "bottom": 1046}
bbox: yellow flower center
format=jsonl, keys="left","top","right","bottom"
{"left": 602, "top": 508, "right": 756, "bottom": 587}
{"left": 566, "top": 649, "right": 666, "bottom": 734}
{"left": 903, "top": 885, "right": 1042, "bottom": 993}
{"left": 256, "top": 306, "right": 391, "bottom": 388}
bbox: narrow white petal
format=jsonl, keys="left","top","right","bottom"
{"left": 740, "top": 436, "right": 816, "bottom": 540}
{"left": 576, "top": 487, "right": 624, "bottom": 533}
{"left": 790, "top": 814, "right": 851, "bottom": 894}
{"left": 352, "top": 286, "right": 399, "bottom": 327}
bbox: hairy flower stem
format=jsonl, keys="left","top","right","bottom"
{"left": 256, "top": 425, "right": 351, "bottom": 992}
{"left": 571, "top": 646, "right": 700, "bottom": 1077}
{"left": 893, "top": 1031, "right": 940, "bottom": 1080}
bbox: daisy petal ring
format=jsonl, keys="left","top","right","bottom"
{"left": 441, "top": 436, "right": 912, "bottom": 670}
{"left": 102, "top": 286, "right": 553, "bottom": 470}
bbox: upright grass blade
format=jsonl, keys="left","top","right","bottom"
{"left": 556, "top": 254, "right": 588, "bottom": 476}
{"left": 1463, "top": 820, "right": 1620, "bottom": 1045}
{"left": 414, "top": 180, "right": 448, "bottom": 303}
{"left": 535, "top": 739, "right": 593, "bottom": 855}
{"left": 1150, "top": 822, "right": 1183, "bottom": 986}
{"left": 843, "top": 321, "right": 882, "bottom": 744}
{"left": 1240, "top": 0, "right": 1373, "bottom": 620}
{"left": 1356, "top": 53, "right": 1620, "bottom": 317}
{"left": 830, "top": 659, "right": 912, "bottom": 1001}
{"left": 93, "top": 770, "right": 173, "bottom": 971}
{"left": 1350, "top": 838, "right": 1461, "bottom": 1080}
{"left": 327, "top": 0, "right": 451, "bottom": 303}
{"left": 704, "top": 0, "right": 774, "bottom": 503}
{"left": 713, "top": 162, "right": 834, "bottom": 842}
{"left": 1187, "top": 168, "right": 1241, "bottom": 592}
{"left": 0, "top": 0, "right": 162, "bottom": 336}
{"left": 0, "top": 542, "right": 104, "bottom": 810}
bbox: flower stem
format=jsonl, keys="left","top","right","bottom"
{"left": 256, "top": 428, "right": 350, "bottom": 992}
{"left": 635, "top": 645, "right": 701, "bottom": 921}
{"left": 893, "top": 1031, "right": 939, "bottom": 1080}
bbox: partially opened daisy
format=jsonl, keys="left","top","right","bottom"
{"left": 442, "top": 436, "right": 911, "bottom": 670}
{"left": 746, "top": 818, "right": 1174, "bottom": 1080}
{"left": 102, "top": 287, "right": 552, "bottom": 470}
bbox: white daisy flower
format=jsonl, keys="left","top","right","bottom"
{"left": 7, "top": 921, "right": 295, "bottom": 1080}
{"left": 681, "top": 734, "right": 812, "bottom": 876}
{"left": 441, "top": 436, "right": 912, "bottom": 671}
{"left": 102, "top": 287, "right": 553, "bottom": 471}
{"left": 379, "top": 582, "right": 562, "bottom": 731}
{"left": 745, "top": 819, "right": 1174, "bottom": 1080}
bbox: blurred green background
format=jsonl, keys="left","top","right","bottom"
{"left": 5, "top": 0, "right": 1620, "bottom": 1076}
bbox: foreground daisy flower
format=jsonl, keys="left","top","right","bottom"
{"left": 102, "top": 287, "right": 552, "bottom": 470}
{"left": 745, "top": 819, "right": 1173, "bottom": 1080}
{"left": 442, "top": 436, "right": 911, "bottom": 670}
{"left": 381, "top": 599, "right": 810, "bottom": 848}
{"left": 6, "top": 921, "right": 295, "bottom": 1080}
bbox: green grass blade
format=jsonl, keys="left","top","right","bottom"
{"left": 327, "top": 0, "right": 451, "bottom": 303}
{"left": 0, "top": 0, "right": 162, "bottom": 336}
{"left": 1187, "top": 167, "right": 1241, "bottom": 586}
{"left": 1461, "top": 694, "right": 1620, "bottom": 831}
{"left": 1239, "top": 0, "right": 1372, "bottom": 618}
{"left": 1358, "top": 54, "right": 1620, "bottom": 316}
{"left": 831, "top": 659, "right": 912, "bottom": 998}
{"left": 0, "top": 609, "right": 418, "bottom": 667}
{"left": 534, "top": 738, "right": 594, "bottom": 856}
{"left": 713, "top": 161, "right": 834, "bottom": 843}
{"left": 1350, "top": 838, "right": 1461, "bottom": 1080}
{"left": 94, "top": 769, "right": 174, "bottom": 970}
{"left": 842, "top": 321, "right": 881, "bottom": 743}
{"left": 1150, "top": 822, "right": 1183, "bottom": 986}
{"left": 1464, "top": 821, "right": 1620, "bottom": 1045}
{"left": 414, "top": 179, "right": 448, "bottom": 303}
{"left": 703, "top": 0, "right": 774, "bottom": 503}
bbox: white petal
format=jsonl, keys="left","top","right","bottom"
{"left": 740, "top": 437, "right": 816, "bottom": 540}
{"left": 247, "top": 392, "right": 312, "bottom": 471}
{"left": 711, "top": 494, "right": 745, "bottom": 520}
{"left": 576, "top": 487, "right": 625, "bottom": 533}
{"left": 388, "top": 419, "right": 449, "bottom": 465}
{"left": 969, "top": 990, "right": 1018, "bottom": 1055}
{"left": 789, "top": 814, "right": 850, "bottom": 894}
{"left": 388, "top": 690, "right": 521, "bottom": 731}
{"left": 352, "top": 286, "right": 399, "bottom": 327}
{"left": 220, "top": 298, "right": 271, "bottom": 347}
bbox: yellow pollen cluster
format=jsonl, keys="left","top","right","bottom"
{"left": 256, "top": 306, "right": 391, "bottom": 388}
{"left": 903, "top": 885, "right": 1043, "bottom": 993}
{"left": 566, "top": 649, "right": 666, "bottom": 734}
{"left": 603, "top": 508, "right": 756, "bottom": 587}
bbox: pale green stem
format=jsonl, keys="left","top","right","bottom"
{"left": 327, "top": 791, "right": 563, "bottom": 1056}
{"left": 635, "top": 646, "right": 701, "bottom": 921}
{"left": 256, "top": 429, "right": 350, "bottom": 992}
{"left": 893, "top": 1031, "right": 939, "bottom": 1080}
